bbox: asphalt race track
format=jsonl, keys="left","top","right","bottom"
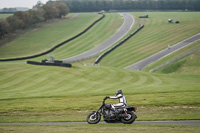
{"left": 125, "top": 33, "right": 200, "bottom": 71}
{"left": 62, "top": 13, "right": 134, "bottom": 63}
{"left": 0, "top": 120, "right": 199, "bottom": 125}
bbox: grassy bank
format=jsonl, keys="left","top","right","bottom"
{"left": 0, "top": 13, "right": 123, "bottom": 61}
{"left": 99, "top": 12, "right": 200, "bottom": 68}
{"left": 0, "top": 13, "right": 100, "bottom": 59}
{"left": 0, "top": 12, "right": 199, "bottom": 125}
{"left": 33, "top": 13, "right": 124, "bottom": 61}
{"left": 0, "top": 14, "right": 12, "bottom": 19}
{"left": 144, "top": 40, "right": 200, "bottom": 74}
{"left": 0, "top": 63, "right": 199, "bottom": 122}
{"left": 0, "top": 63, "right": 199, "bottom": 100}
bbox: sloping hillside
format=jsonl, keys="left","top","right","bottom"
{"left": 144, "top": 40, "right": 200, "bottom": 75}
{"left": 0, "top": 12, "right": 199, "bottom": 123}
{"left": 159, "top": 48, "right": 200, "bottom": 75}
{"left": 99, "top": 12, "right": 200, "bottom": 69}
{"left": 0, "top": 13, "right": 100, "bottom": 59}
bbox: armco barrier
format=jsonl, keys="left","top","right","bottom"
{"left": 94, "top": 25, "right": 144, "bottom": 64}
{"left": 0, "top": 14, "right": 105, "bottom": 62}
{"left": 27, "top": 61, "right": 72, "bottom": 67}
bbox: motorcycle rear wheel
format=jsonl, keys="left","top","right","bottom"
{"left": 121, "top": 111, "right": 137, "bottom": 124}
{"left": 87, "top": 112, "right": 101, "bottom": 124}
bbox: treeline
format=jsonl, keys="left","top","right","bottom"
{"left": 55, "top": 0, "right": 200, "bottom": 12}
{"left": 0, "top": 8, "right": 17, "bottom": 13}
{"left": 0, "top": 7, "right": 29, "bottom": 13}
{"left": 0, "top": 2, "right": 69, "bottom": 39}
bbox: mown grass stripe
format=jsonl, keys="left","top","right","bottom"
{"left": 95, "top": 25, "right": 144, "bottom": 64}
{"left": 0, "top": 14, "right": 105, "bottom": 61}
{"left": 32, "top": 13, "right": 124, "bottom": 62}
{"left": 100, "top": 12, "right": 200, "bottom": 68}
{"left": 0, "top": 13, "right": 200, "bottom": 123}
{"left": 0, "top": 68, "right": 49, "bottom": 91}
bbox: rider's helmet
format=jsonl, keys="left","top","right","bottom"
{"left": 116, "top": 89, "right": 123, "bottom": 96}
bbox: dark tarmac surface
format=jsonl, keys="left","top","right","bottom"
{"left": 0, "top": 120, "right": 199, "bottom": 125}
{"left": 62, "top": 13, "right": 134, "bottom": 63}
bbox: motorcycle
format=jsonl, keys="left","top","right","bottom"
{"left": 87, "top": 96, "right": 137, "bottom": 124}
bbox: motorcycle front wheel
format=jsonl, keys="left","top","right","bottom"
{"left": 121, "top": 111, "right": 137, "bottom": 124}
{"left": 87, "top": 112, "right": 101, "bottom": 124}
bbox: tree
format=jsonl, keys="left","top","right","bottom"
{"left": 28, "top": 9, "right": 44, "bottom": 24}
{"left": 33, "top": 0, "right": 44, "bottom": 9}
{"left": 0, "top": 2, "right": 69, "bottom": 39}
{"left": 0, "top": 19, "right": 10, "bottom": 38}
{"left": 6, "top": 15, "right": 23, "bottom": 32}
{"left": 54, "top": 2, "right": 69, "bottom": 18}
{"left": 14, "top": 11, "right": 32, "bottom": 28}
{"left": 56, "top": 0, "right": 200, "bottom": 12}
{"left": 2, "top": 8, "right": 16, "bottom": 13}
{"left": 42, "top": 4, "right": 58, "bottom": 20}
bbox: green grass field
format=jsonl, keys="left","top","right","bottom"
{"left": 0, "top": 13, "right": 100, "bottom": 59}
{"left": 0, "top": 13, "right": 123, "bottom": 61}
{"left": 36, "top": 12, "right": 123, "bottom": 61}
{"left": 0, "top": 14, "right": 12, "bottom": 19}
{"left": 0, "top": 12, "right": 200, "bottom": 126}
{"left": 0, "top": 63, "right": 199, "bottom": 122}
{"left": 144, "top": 40, "right": 200, "bottom": 74}
{"left": 99, "top": 12, "right": 200, "bottom": 68}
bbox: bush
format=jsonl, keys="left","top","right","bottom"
{"left": 0, "top": 19, "right": 10, "bottom": 38}
{"left": 0, "top": 2, "right": 69, "bottom": 38}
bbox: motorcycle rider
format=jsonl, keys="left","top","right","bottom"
{"left": 107, "top": 90, "right": 127, "bottom": 111}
